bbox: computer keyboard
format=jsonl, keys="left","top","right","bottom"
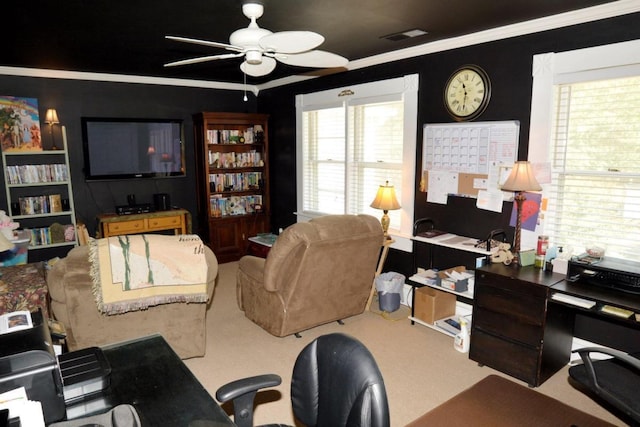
{"left": 550, "top": 292, "right": 596, "bottom": 309}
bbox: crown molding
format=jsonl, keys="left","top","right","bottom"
{"left": 342, "top": 0, "right": 640, "bottom": 75}
{"left": 1, "top": 0, "right": 637, "bottom": 93}
{"left": 0, "top": 66, "right": 260, "bottom": 95}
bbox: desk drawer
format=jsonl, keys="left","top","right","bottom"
{"left": 473, "top": 307, "right": 544, "bottom": 347}
{"left": 106, "top": 220, "right": 144, "bottom": 234}
{"left": 469, "top": 329, "right": 540, "bottom": 386}
{"left": 476, "top": 270, "right": 548, "bottom": 298}
{"left": 475, "top": 283, "right": 546, "bottom": 326}
{"left": 148, "top": 215, "right": 181, "bottom": 230}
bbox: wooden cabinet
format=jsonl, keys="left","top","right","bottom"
{"left": 469, "top": 264, "right": 573, "bottom": 387}
{"left": 193, "top": 112, "right": 270, "bottom": 263}
{"left": 97, "top": 209, "right": 190, "bottom": 238}
{"left": 1, "top": 126, "right": 78, "bottom": 257}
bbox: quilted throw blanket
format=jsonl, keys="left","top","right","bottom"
{"left": 90, "top": 234, "right": 208, "bottom": 315}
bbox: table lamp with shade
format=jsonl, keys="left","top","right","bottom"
{"left": 44, "top": 108, "right": 60, "bottom": 150}
{"left": 501, "top": 161, "right": 542, "bottom": 267}
{"left": 370, "top": 181, "right": 401, "bottom": 237}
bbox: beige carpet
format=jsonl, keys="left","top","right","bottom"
{"left": 185, "top": 262, "right": 625, "bottom": 427}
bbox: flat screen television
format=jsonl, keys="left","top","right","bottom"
{"left": 81, "top": 117, "right": 185, "bottom": 180}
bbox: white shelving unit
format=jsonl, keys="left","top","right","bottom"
{"left": 408, "top": 231, "right": 489, "bottom": 337}
{"left": 2, "top": 126, "right": 78, "bottom": 251}
{"left": 407, "top": 277, "right": 474, "bottom": 337}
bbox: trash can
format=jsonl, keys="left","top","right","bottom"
{"left": 375, "top": 272, "right": 405, "bottom": 312}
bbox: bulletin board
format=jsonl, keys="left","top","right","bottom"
{"left": 421, "top": 121, "right": 519, "bottom": 199}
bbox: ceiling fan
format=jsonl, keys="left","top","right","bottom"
{"left": 164, "top": 1, "right": 348, "bottom": 77}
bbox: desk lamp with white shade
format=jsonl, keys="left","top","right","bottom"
{"left": 501, "top": 161, "right": 542, "bottom": 267}
{"left": 370, "top": 181, "right": 401, "bottom": 238}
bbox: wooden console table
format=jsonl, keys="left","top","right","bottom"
{"left": 97, "top": 209, "right": 191, "bottom": 238}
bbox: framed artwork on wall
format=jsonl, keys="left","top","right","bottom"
{"left": 0, "top": 96, "right": 42, "bottom": 152}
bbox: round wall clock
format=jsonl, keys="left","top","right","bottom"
{"left": 444, "top": 65, "right": 491, "bottom": 121}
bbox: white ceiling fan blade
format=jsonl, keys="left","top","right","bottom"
{"left": 164, "top": 53, "right": 244, "bottom": 67}
{"left": 240, "top": 57, "right": 277, "bottom": 76}
{"left": 259, "top": 31, "right": 324, "bottom": 54}
{"left": 165, "top": 35, "right": 244, "bottom": 53}
{"left": 276, "top": 50, "right": 348, "bottom": 68}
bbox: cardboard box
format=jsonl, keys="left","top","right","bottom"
{"left": 413, "top": 287, "right": 456, "bottom": 324}
{"left": 438, "top": 266, "right": 470, "bottom": 292}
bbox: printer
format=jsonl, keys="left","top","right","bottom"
{"left": 0, "top": 309, "right": 66, "bottom": 424}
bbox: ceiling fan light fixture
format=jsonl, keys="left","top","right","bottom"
{"left": 246, "top": 50, "right": 262, "bottom": 65}
{"left": 165, "top": 0, "right": 347, "bottom": 77}
{"left": 229, "top": 27, "right": 272, "bottom": 48}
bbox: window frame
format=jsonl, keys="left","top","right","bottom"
{"left": 295, "top": 74, "right": 419, "bottom": 252}
{"left": 528, "top": 39, "right": 640, "bottom": 256}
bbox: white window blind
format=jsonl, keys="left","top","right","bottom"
{"left": 296, "top": 75, "right": 418, "bottom": 245}
{"left": 547, "top": 76, "right": 640, "bottom": 260}
{"left": 301, "top": 98, "right": 403, "bottom": 226}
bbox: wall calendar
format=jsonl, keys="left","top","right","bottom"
{"left": 421, "top": 121, "right": 519, "bottom": 202}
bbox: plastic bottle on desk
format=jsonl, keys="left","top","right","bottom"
{"left": 454, "top": 318, "right": 470, "bottom": 353}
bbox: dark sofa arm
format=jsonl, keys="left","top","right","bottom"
{"left": 216, "top": 374, "right": 282, "bottom": 427}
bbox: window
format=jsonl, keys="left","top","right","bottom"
{"left": 296, "top": 75, "right": 418, "bottom": 249}
{"left": 529, "top": 40, "right": 640, "bottom": 261}
{"left": 547, "top": 77, "right": 640, "bottom": 260}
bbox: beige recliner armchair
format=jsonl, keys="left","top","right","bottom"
{"left": 48, "top": 243, "right": 218, "bottom": 359}
{"left": 237, "top": 214, "right": 384, "bottom": 337}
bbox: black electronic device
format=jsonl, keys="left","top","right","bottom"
{"left": 0, "top": 310, "right": 66, "bottom": 424}
{"left": 81, "top": 117, "right": 185, "bottom": 181}
{"left": 567, "top": 256, "right": 640, "bottom": 295}
{"left": 58, "top": 347, "right": 111, "bottom": 405}
{"left": 115, "top": 204, "right": 152, "bottom": 215}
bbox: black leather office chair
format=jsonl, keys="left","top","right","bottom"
{"left": 568, "top": 346, "right": 640, "bottom": 426}
{"left": 216, "top": 333, "right": 390, "bottom": 427}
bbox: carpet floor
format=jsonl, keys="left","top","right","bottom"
{"left": 184, "top": 262, "right": 625, "bottom": 426}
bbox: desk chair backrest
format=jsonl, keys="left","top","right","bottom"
{"left": 291, "top": 333, "right": 390, "bottom": 427}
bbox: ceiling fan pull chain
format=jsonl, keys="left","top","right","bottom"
{"left": 243, "top": 71, "right": 248, "bottom": 102}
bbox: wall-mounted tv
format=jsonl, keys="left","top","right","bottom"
{"left": 81, "top": 117, "right": 185, "bottom": 180}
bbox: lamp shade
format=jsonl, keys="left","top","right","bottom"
{"left": 44, "top": 109, "right": 60, "bottom": 125}
{"left": 501, "top": 161, "right": 542, "bottom": 192}
{"left": 370, "top": 181, "right": 401, "bottom": 211}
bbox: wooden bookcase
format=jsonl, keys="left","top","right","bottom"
{"left": 193, "top": 112, "right": 270, "bottom": 263}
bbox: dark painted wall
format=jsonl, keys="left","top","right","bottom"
{"left": 0, "top": 76, "right": 255, "bottom": 260}
{"left": 258, "top": 12, "right": 640, "bottom": 277}
{"left": 1, "top": 13, "right": 638, "bottom": 267}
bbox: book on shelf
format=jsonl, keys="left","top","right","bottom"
{"left": 417, "top": 229, "right": 448, "bottom": 238}
{"left": 0, "top": 310, "right": 33, "bottom": 335}
{"left": 49, "top": 194, "right": 62, "bottom": 213}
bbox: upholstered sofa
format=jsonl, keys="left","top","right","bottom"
{"left": 48, "top": 243, "right": 218, "bottom": 359}
{"left": 237, "top": 214, "right": 384, "bottom": 337}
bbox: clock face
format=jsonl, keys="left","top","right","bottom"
{"left": 444, "top": 65, "right": 491, "bottom": 121}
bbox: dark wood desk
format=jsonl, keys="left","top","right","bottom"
{"left": 470, "top": 264, "right": 571, "bottom": 387}
{"left": 470, "top": 264, "right": 640, "bottom": 387}
{"left": 66, "top": 335, "right": 234, "bottom": 426}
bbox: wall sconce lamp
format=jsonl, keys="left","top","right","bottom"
{"left": 501, "top": 161, "right": 542, "bottom": 267}
{"left": 370, "top": 180, "right": 401, "bottom": 237}
{"left": 44, "top": 109, "right": 60, "bottom": 150}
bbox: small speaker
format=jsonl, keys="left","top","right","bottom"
{"left": 153, "top": 193, "right": 171, "bottom": 211}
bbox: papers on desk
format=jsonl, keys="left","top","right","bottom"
{"left": 0, "top": 387, "right": 45, "bottom": 427}
{"left": 413, "top": 232, "right": 494, "bottom": 255}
